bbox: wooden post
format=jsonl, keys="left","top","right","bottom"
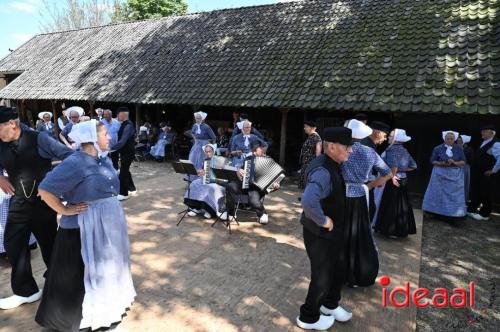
{"left": 88, "top": 101, "right": 94, "bottom": 117}
{"left": 279, "top": 109, "right": 289, "bottom": 166}
{"left": 51, "top": 100, "right": 60, "bottom": 136}
{"left": 135, "top": 104, "right": 141, "bottom": 132}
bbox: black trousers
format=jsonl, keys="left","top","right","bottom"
{"left": 299, "top": 227, "right": 345, "bottom": 323}
{"left": 468, "top": 172, "right": 496, "bottom": 217}
{"left": 119, "top": 153, "right": 136, "bottom": 196}
{"left": 5, "top": 196, "right": 57, "bottom": 297}
{"left": 226, "top": 181, "right": 266, "bottom": 217}
{"left": 110, "top": 151, "right": 119, "bottom": 170}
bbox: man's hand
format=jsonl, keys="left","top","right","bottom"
{"left": 0, "top": 176, "right": 15, "bottom": 195}
{"left": 324, "top": 216, "right": 334, "bottom": 231}
{"left": 197, "top": 170, "right": 205, "bottom": 177}
{"left": 63, "top": 203, "right": 88, "bottom": 216}
{"left": 392, "top": 176, "right": 400, "bottom": 187}
{"left": 272, "top": 182, "right": 280, "bottom": 190}
{"left": 484, "top": 170, "right": 494, "bottom": 176}
{"left": 237, "top": 169, "right": 245, "bottom": 180}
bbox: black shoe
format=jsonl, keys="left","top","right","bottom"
{"left": 29, "top": 243, "right": 38, "bottom": 251}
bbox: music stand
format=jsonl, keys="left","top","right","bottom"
{"left": 211, "top": 168, "right": 241, "bottom": 233}
{"left": 172, "top": 161, "right": 199, "bottom": 226}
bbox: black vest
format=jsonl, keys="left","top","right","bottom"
{"left": 472, "top": 138, "right": 498, "bottom": 173}
{"left": 117, "top": 120, "right": 136, "bottom": 155}
{"left": 0, "top": 128, "right": 52, "bottom": 199}
{"left": 300, "top": 154, "right": 346, "bottom": 241}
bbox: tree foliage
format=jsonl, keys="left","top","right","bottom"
{"left": 113, "top": 0, "right": 188, "bottom": 22}
{"left": 40, "top": 0, "right": 119, "bottom": 32}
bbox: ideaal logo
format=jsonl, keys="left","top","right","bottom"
{"left": 379, "top": 276, "right": 475, "bottom": 308}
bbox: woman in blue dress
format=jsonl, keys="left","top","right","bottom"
{"left": 35, "top": 120, "right": 135, "bottom": 331}
{"left": 188, "top": 112, "right": 216, "bottom": 171}
{"left": 341, "top": 120, "right": 392, "bottom": 287}
{"left": 230, "top": 120, "right": 268, "bottom": 168}
{"left": 374, "top": 129, "right": 417, "bottom": 237}
{"left": 150, "top": 124, "right": 176, "bottom": 161}
{"left": 184, "top": 144, "right": 228, "bottom": 219}
{"left": 36, "top": 112, "right": 57, "bottom": 140}
{"left": 422, "top": 131, "right": 466, "bottom": 220}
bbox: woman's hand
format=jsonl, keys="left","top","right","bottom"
{"left": 62, "top": 203, "right": 88, "bottom": 216}
{"left": 197, "top": 170, "right": 205, "bottom": 177}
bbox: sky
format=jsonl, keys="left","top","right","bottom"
{"left": 0, "top": 0, "right": 291, "bottom": 59}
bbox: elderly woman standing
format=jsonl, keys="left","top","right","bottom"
{"left": 374, "top": 129, "right": 417, "bottom": 237}
{"left": 35, "top": 120, "right": 135, "bottom": 331}
{"left": 422, "top": 131, "right": 466, "bottom": 219}
{"left": 36, "top": 112, "right": 57, "bottom": 140}
{"left": 189, "top": 112, "right": 216, "bottom": 171}
{"left": 298, "top": 120, "right": 322, "bottom": 189}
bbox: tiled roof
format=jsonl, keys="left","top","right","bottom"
{"left": 0, "top": 0, "right": 499, "bottom": 114}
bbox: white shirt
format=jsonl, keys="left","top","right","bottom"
{"left": 480, "top": 138, "right": 500, "bottom": 173}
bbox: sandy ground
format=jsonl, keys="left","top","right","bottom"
{"left": 0, "top": 161, "right": 423, "bottom": 332}
{"left": 416, "top": 214, "right": 500, "bottom": 331}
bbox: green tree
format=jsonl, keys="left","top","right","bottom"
{"left": 114, "top": 0, "right": 188, "bottom": 22}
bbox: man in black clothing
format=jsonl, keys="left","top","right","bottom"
{"left": 467, "top": 125, "right": 500, "bottom": 221}
{"left": 296, "top": 127, "right": 353, "bottom": 331}
{"left": 0, "top": 107, "right": 73, "bottom": 310}
{"left": 111, "top": 107, "right": 136, "bottom": 201}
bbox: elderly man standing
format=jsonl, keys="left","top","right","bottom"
{"left": 59, "top": 106, "right": 84, "bottom": 148}
{"left": 467, "top": 125, "right": 500, "bottom": 221}
{"left": 0, "top": 106, "right": 73, "bottom": 310}
{"left": 101, "top": 109, "right": 120, "bottom": 170}
{"left": 297, "top": 127, "right": 353, "bottom": 330}
{"left": 111, "top": 107, "right": 136, "bottom": 201}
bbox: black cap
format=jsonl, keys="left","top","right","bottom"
{"left": 251, "top": 140, "right": 265, "bottom": 151}
{"left": 116, "top": 106, "right": 130, "bottom": 114}
{"left": 480, "top": 124, "right": 496, "bottom": 131}
{"left": 304, "top": 120, "right": 317, "bottom": 128}
{"left": 0, "top": 106, "right": 18, "bottom": 124}
{"left": 370, "top": 121, "right": 391, "bottom": 134}
{"left": 322, "top": 127, "right": 353, "bottom": 146}
{"left": 354, "top": 113, "right": 368, "bottom": 121}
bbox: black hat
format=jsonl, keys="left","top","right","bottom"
{"left": 240, "top": 113, "right": 249, "bottom": 121}
{"left": 370, "top": 121, "right": 391, "bottom": 134}
{"left": 0, "top": 106, "right": 18, "bottom": 124}
{"left": 480, "top": 124, "right": 496, "bottom": 131}
{"left": 304, "top": 120, "right": 317, "bottom": 128}
{"left": 322, "top": 127, "right": 353, "bottom": 146}
{"left": 354, "top": 113, "right": 369, "bottom": 121}
{"left": 116, "top": 106, "right": 130, "bottom": 114}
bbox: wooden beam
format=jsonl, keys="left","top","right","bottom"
{"left": 51, "top": 100, "right": 60, "bottom": 136}
{"left": 279, "top": 109, "right": 289, "bottom": 166}
{"left": 135, "top": 104, "right": 141, "bottom": 132}
{"left": 88, "top": 101, "right": 95, "bottom": 117}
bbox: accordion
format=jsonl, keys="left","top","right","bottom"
{"left": 242, "top": 156, "right": 285, "bottom": 193}
{"left": 203, "top": 156, "right": 229, "bottom": 184}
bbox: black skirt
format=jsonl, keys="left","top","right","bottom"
{"left": 35, "top": 228, "right": 85, "bottom": 332}
{"left": 374, "top": 178, "right": 417, "bottom": 237}
{"left": 343, "top": 196, "right": 379, "bottom": 287}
